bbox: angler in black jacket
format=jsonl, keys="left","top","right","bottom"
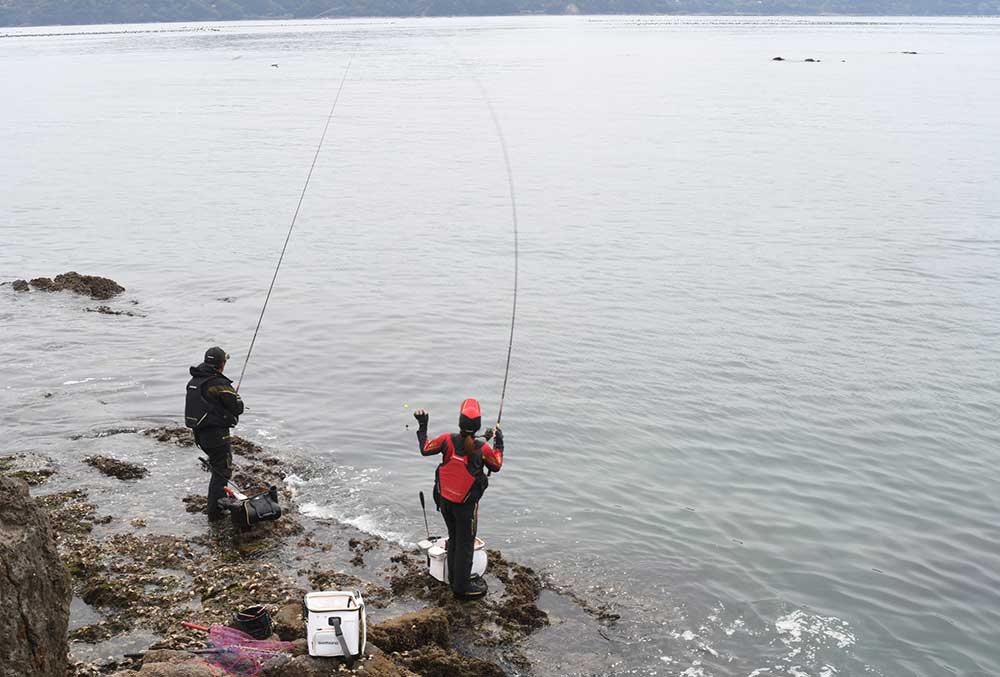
{"left": 185, "top": 346, "right": 244, "bottom": 521}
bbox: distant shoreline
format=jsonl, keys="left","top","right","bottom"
{"left": 2, "top": 11, "right": 999, "bottom": 31}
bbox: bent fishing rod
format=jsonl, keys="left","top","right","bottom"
{"left": 236, "top": 55, "right": 355, "bottom": 392}
{"left": 439, "top": 39, "right": 520, "bottom": 433}
{"left": 480, "top": 79, "right": 519, "bottom": 431}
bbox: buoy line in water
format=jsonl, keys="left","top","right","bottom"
{"left": 236, "top": 51, "right": 355, "bottom": 392}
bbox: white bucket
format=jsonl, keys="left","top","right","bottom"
{"left": 305, "top": 590, "right": 366, "bottom": 659}
{"left": 417, "top": 537, "right": 487, "bottom": 584}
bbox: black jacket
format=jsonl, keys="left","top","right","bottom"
{"left": 185, "top": 363, "right": 244, "bottom": 448}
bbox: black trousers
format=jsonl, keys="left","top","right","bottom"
{"left": 201, "top": 442, "right": 233, "bottom": 521}
{"left": 439, "top": 498, "right": 478, "bottom": 594}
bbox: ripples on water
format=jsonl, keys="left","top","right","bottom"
{"left": 2, "top": 15, "right": 1000, "bottom": 677}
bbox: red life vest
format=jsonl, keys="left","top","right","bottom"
{"left": 436, "top": 434, "right": 487, "bottom": 504}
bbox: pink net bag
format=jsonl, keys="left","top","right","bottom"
{"left": 182, "top": 621, "right": 296, "bottom": 676}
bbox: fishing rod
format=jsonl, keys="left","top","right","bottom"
{"left": 480, "top": 81, "right": 519, "bottom": 429}
{"left": 440, "top": 39, "right": 520, "bottom": 430}
{"left": 236, "top": 53, "right": 356, "bottom": 392}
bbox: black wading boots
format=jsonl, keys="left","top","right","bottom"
{"left": 455, "top": 575, "right": 488, "bottom": 601}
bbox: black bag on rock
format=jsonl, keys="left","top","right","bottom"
{"left": 230, "top": 486, "right": 282, "bottom": 529}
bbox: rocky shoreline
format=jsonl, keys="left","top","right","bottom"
{"left": 2, "top": 425, "right": 595, "bottom": 677}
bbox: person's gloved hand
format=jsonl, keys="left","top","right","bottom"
{"left": 492, "top": 426, "right": 504, "bottom": 450}
{"left": 414, "top": 409, "right": 429, "bottom": 429}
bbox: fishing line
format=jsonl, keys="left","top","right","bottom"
{"left": 440, "top": 37, "right": 520, "bottom": 426}
{"left": 237, "top": 52, "right": 355, "bottom": 392}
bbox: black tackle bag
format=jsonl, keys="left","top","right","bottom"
{"left": 230, "top": 485, "right": 282, "bottom": 529}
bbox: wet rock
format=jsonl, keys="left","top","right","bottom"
{"left": 772, "top": 56, "right": 784, "bottom": 61}
{"left": 86, "top": 305, "right": 143, "bottom": 317}
{"left": 272, "top": 601, "right": 305, "bottom": 641}
{"left": 229, "top": 436, "right": 264, "bottom": 459}
{"left": 82, "top": 575, "right": 142, "bottom": 608}
{"left": 70, "top": 427, "right": 140, "bottom": 441}
{"left": 489, "top": 550, "right": 549, "bottom": 632}
{"left": 394, "top": 645, "right": 505, "bottom": 677}
{"left": 28, "top": 271, "right": 125, "bottom": 299}
{"left": 143, "top": 427, "right": 196, "bottom": 447}
{"left": 37, "top": 489, "right": 99, "bottom": 535}
{"left": 349, "top": 537, "right": 378, "bottom": 553}
{"left": 12, "top": 278, "right": 29, "bottom": 291}
{"left": 368, "top": 608, "right": 450, "bottom": 654}
{"left": 140, "top": 650, "right": 197, "bottom": 665}
{"left": 0, "top": 477, "right": 72, "bottom": 677}
{"left": 69, "top": 619, "right": 130, "bottom": 643}
{"left": 347, "top": 537, "right": 379, "bottom": 567}
{"left": 182, "top": 494, "right": 208, "bottom": 514}
{"left": 143, "top": 427, "right": 263, "bottom": 459}
{"left": 85, "top": 455, "right": 149, "bottom": 480}
{"left": 117, "top": 659, "right": 221, "bottom": 677}
{"left": 805, "top": 57, "right": 820, "bottom": 62}
{"left": 903, "top": 50, "right": 918, "bottom": 54}
{"left": 263, "top": 646, "right": 417, "bottom": 677}
{"left": 0, "top": 452, "right": 57, "bottom": 485}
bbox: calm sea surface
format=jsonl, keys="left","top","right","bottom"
{"left": 2, "top": 15, "right": 1000, "bottom": 677}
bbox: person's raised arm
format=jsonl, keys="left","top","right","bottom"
{"left": 414, "top": 409, "right": 445, "bottom": 456}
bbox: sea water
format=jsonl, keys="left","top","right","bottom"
{"left": 2, "top": 15, "right": 1000, "bottom": 676}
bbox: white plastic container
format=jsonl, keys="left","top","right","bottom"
{"left": 305, "top": 590, "right": 366, "bottom": 660}
{"left": 417, "top": 537, "right": 487, "bottom": 583}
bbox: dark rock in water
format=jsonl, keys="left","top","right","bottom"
{"left": 86, "top": 305, "right": 143, "bottom": 317}
{"left": 903, "top": 50, "right": 918, "bottom": 54}
{"left": 70, "top": 618, "right": 130, "bottom": 643}
{"left": 143, "top": 426, "right": 196, "bottom": 447}
{"left": 182, "top": 494, "right": 208, "bottom": 514}
{"left": 28, "top": 271, "right": 125, "bottom": 300}
{"left": 0, "top": 477, "right": 72, "bottom": 677}
{"left": 84, "top": 455, "right": 148, "bottom": 480}
{"left": 772, "top": 56, "right": 785, "bottom": 61}
{"left": 0, "top": 452, "right": 57, "bottom": 485}
{"left": 368, "top": 608, "right": 450, "bottom": 654}
{"left": 36, "top": 489, "right": 99, "bottom": 536}
{"left": 82, "top": 575, "right": 141, "bottom": 608}
{"left": 12, "top": 278, "right": 29, "bottom": 291}
{"left": 805, "top": 57, "right": 820, "bottom": 62}
{"left": 142, "top": 426, "right": 263, "bottom": 459}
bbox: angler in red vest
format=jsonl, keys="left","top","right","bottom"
{"left": 414, "top": 399, "right": 503, "bottom": 600}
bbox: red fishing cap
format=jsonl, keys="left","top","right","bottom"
{"left": 459, "top": 398, "right": 482, "bottom": 433}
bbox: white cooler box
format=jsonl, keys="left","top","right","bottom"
{"left": 417, "top": 536, "right": 487, "bottom": 583}
{"left": 305, "top": 590, "right": 366, "bottom": 661}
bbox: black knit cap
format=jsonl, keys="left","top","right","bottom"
{"left": 204, "top": 346, "right": 229, "bottom": 367}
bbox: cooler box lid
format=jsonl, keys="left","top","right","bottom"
{"left": 305, "top": 591, "right": 361, "bottom": 612}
